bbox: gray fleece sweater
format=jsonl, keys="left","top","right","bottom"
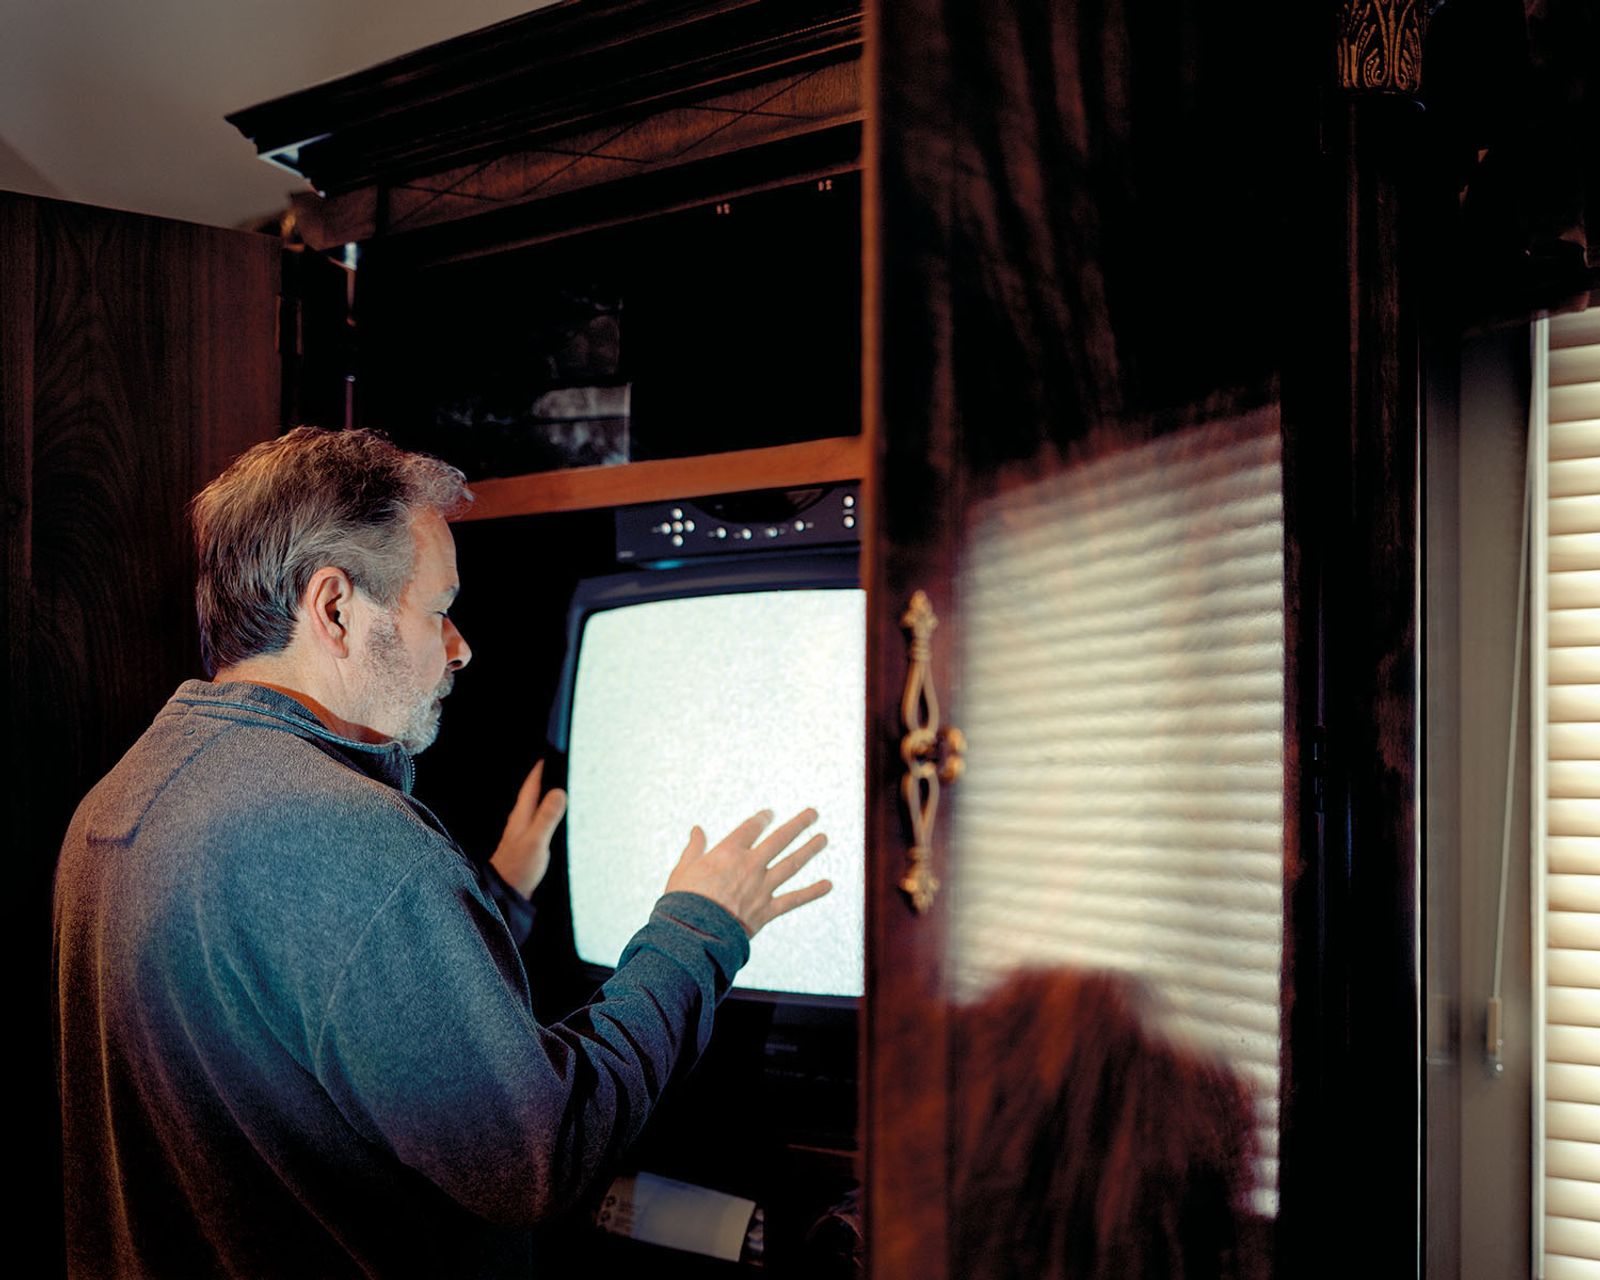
{"left": 53, "top": 680, "right": 749, "bottom": 1278}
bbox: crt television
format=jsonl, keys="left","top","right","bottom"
{"left": 547, "top": 548, "right": 865, "bottom": 1001}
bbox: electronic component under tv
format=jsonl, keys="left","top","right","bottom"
{"left": 548, "top": 551, "right": 864, "bottom": 1000}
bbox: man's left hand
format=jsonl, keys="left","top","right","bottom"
{"left": 490, "top": 760, "right": 567, "bottom": 898}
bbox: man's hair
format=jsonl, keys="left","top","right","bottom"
{"left": 191, "top": 427, "right": 472, "bottom": 675}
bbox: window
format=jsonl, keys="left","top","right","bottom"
{"left": 1535, "top": 305, "right": 1600, "bottom": 1279}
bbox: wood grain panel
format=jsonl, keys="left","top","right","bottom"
{"left": 22, "top": 202, "right": 277, "bottom": 791}
{"left": 863, "top": 0, "right": 959, "bottom": 1270}
{"left": 5, "top": 192, "right": 279, "bottom": 1275}
{"left": 1, "top": 194, "right": 37, "bottom": 792}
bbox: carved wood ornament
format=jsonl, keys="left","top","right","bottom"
{"left": 1338, "top": 0, "right": 1428, "bottom": 93}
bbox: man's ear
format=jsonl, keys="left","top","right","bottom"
{"left": 302, "top": 567, "right": 358, "bottom": 659}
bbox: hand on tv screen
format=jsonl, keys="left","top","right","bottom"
{"left": 490, "top": 759, "right": 568, "bottom": 898}
{"left": 665, "top": 808, "right": 832, "bottom": 938}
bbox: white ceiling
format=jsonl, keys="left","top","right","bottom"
{"left": 0, "top": 0, "right": 554, "bottom": 230}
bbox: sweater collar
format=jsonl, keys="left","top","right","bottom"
{"left": 169, "top": 679, "right": 416, "bottom": 794}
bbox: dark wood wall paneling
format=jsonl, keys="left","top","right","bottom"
{"left": 2, "top": 193, "right": 280, "bottom": 1271}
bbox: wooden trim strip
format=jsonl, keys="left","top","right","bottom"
{"left": 456, "top": 434, "right": 866, "bottom": 521}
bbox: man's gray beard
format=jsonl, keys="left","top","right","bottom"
{"left": 396, "top": 672, "right": 452, "bottom": 754}
{"left": 365, "top": 617, "right": 454, "bottom": 755}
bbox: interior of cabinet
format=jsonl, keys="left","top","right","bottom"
{"left": 413, "top": 511, "right": 862, "bottom": 1277}
{"left": 368, "top": 169, "right": 866, "bottom": 1274}
{"left": 356, "top": 171, "right": 862, "bottom": 502}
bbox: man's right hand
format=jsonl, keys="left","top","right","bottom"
{"left": 665, "top": 808, "right": 832, "bottom": 938}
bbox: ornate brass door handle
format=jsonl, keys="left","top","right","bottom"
{"left": 899, "top": 591, "right": 965, "bottom": 913}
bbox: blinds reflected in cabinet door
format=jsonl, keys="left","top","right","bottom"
{"left": 1539, "top": 306, "right": 1600, "bottom": 1280}
{"left": 950, "top": 407, "right": 1285, "bottom": 1214}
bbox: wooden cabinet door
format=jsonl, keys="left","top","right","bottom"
{"left": 3, "top": 192, "right": 282, "bottom": 1272}
{"left": 859, "top": 2, "right": 1321, "bottom": 1276}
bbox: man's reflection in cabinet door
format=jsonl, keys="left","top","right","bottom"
{"left": 951, "top": 968, "right": 1263, "bottom": 1280}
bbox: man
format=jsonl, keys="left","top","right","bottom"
{"left": 53, "top": 427, "right": 831, "bottom": 1277}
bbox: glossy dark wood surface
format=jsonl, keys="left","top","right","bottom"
{"left": 860, "top": 0, "right": 955, "bottom": 1268}
{"left": 5, "top": 195, "right": 279, "bottom": 867}
{"left": 1278, "top": 95, "right": 1426, "bottom": 1279}
{"left": 3, "top": 193, "right": 279, "bottom": 1272}
{"left": 867, "top": 0, "right": 1311, "bottom": 1273}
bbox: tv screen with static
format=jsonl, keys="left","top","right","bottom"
{"left": 563, "top": 582, "right": 866, "bottom": 999}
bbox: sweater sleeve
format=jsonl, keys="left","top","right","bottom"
{"left": 479, "top": 860, "right": 537, "bottom": 948}
{"left": 311, "top": 860, "right": 748, "bottom": 1228}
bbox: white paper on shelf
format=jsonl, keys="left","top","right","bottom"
{"left": 594, "top": 1171, "right": 757, "bottom": 1262}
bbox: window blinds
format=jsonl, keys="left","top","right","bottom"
{"left": 1539, "top": 305, "right": 1600, "bottom": 1280}
{"left": 949, "top": 407, "right": 1285, "bottom": 1215}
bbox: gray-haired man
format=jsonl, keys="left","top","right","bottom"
{"left": 53, "top": 427, "right": 830, "bottom": 1277}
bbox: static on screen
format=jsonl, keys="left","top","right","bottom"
{"left": 566, "top": 588, "right": 866, "bottom": 997}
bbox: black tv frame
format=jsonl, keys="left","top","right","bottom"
{"left": 546, "top": 547, "right": 863, "bottom": 1008}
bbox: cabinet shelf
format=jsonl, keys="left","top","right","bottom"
{"left": 456, "top": 435, "right": 866, "bottom": 521}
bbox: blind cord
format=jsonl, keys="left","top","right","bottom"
{"left": 1488, "top": 410, "right": 1535, "bottom": 1078}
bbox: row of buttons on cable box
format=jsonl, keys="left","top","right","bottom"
{"left": 614, "top": 485, "right": 861, "bottom": 563}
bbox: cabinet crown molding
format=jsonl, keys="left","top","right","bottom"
{"left": 226, "top": 0, "right": 863, "bottom": 199}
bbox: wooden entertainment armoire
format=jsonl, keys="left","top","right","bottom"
{"left": 10, "top": 0, "right": 1462, "bottom": 1275}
